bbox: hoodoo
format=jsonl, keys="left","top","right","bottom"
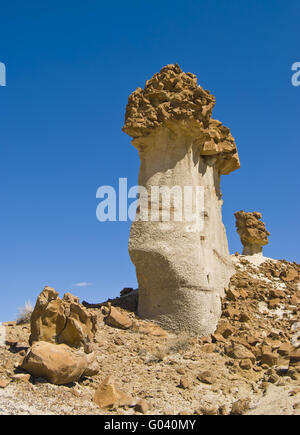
{"left": 235, "top": 211, "right": 270, "bottom": 256}
{"left": 123, "top": 64, "right": 240, "bottom": 335}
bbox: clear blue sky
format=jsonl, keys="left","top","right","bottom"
{"left": 0, "top": 0, "right": 299, "bottom": 322}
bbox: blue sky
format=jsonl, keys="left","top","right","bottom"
{"left": 0, "top": 0, "right": 299, "bottom": 322}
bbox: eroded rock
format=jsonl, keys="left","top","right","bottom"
{"left": 235, "top": 211, "right": 270, "bottom": 256}
{"left": 93, "top": 375, "right": 135, "bottom": 409}
{"left": 122, "top": 64, "right": 239, "bottom": 336}
{"left": 30, "top": 287, "right": 97, "bottom": 353}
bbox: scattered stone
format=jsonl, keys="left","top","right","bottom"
{"left": 200, "top": 343, "right": 216, "bottom": 353}
{"left": 260, "top": 352, "right": 278, "bottom": 367}
{"left": 216, "top": 320, "right": 234, "bottom": 338}
{"left": 268, "top": 299, "right": 281, "bottom": 309}
{"left": 135, "top": 399, "right": 150, "bottom": 414}
{"left": 11, "top": 373, "right": 31, "bottom": 383}
{"left": 227, "top": 343, "right": 256, "bottom": 363}
{"left": 226, "top": 288, "right": 240, "bottom": 302}
{"left": 239, "top": 313, "right": 250, "bottom": 323}
{"left": 281, "top": 268, "right": 298, "bottom": 282}
{"left": 197, "top": 371, "right": 216, "bottom": 385}
{"left": 218, "top": 404, "right": 229, "bottom": 415}
{"left": 0, "top": 378, "right": 10, "bottom": 388}
{"left": 230, "top": 398, "right": 251, "bottom": 415}
{"left": 93, "top": 376, "right": 135, "bottom": 409}
{"left": 138, "top": 323, "right": 168, "bottom": 337}
{"left": 211, "top": 333, "right": 226, "bottom": 343}
{"left": 240, "top": 359, "right": 253, "bottom": 370}
{"left": 199, "top": 406, "right": 218, "bottom": 415}
{"left": 179, "top": 376, "right": 190, "bottom": 389}
{"left": 267, "top": 373, "right": 279, "bottom": 384}
{"left": 104, "top": 306, "right": 133, "bottom": 330}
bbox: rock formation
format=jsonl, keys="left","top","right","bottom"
{"left": 29, "top": 287, "right": 97, "bottom": 354}
{"left": 122, "top": 64, "right": 240, "bottom": 336}
{"left": 21, "top": 341, "right": 98, "bottom": 385}
{"left": 234, "top": 211, "right": 270, "bottom": 255}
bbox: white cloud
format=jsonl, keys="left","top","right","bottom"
{"left": 74, "top": 282, "right": 93, "bottom": 287}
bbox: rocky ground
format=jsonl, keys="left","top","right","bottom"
{"left": 0, "top": 254, "right": 299, "bottom": 415}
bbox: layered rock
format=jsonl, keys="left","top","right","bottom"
{"left": 29, "top": 287, "right": 97, "bottom": 354}
{"left": 122, "top": 64, "right": 240, "bottom": 335}
{"left": 234, "top": 211, "right": 270, "bottom": 255}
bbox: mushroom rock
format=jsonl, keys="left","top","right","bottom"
{"left": 122, "top": 64, "right": 240, "bottom": 336}
{"left": 235, "top": 211, "right": 270, "bottom": 256}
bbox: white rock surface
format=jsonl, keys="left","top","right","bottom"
{"left": 0, "top": 323, "right": 5, "bottom": 347}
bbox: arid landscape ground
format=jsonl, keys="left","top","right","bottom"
{"left": 0, "top": 254, "right": 299, "bottom": 415}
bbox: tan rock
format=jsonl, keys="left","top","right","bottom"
{"left": 268, "top": 298, "right": 281, "bottom": 309}
{"left": 30, "top": 287, "right": 97, "bottom": 353}
{"left": 199, "top": 406, "right": 218, "bottom": 415}
{"left": 200, "top": 343, "right": 216, "bottom": 353}
{"left": 226, "top": 288, "right": 240, "bottom": 301}
{"left": 223, "top": 306, "right": 239, "bottom": 318}
{"left": 239, "top": 312, "right": 250, "bottom": 323}
{"left": 276, "top": 356, "right": 290, "bottom": 372}
{"left": 235, "top": 211, "right": 270, "bottom": 255}
{"left": 231, "top": 398, "right": 251, "bottom": 415}
{"left": 278, "top": 343, "right": 293, "bottom": 357}
{"left": 197, "top": 370, "right": 216, "bottom": 385}
{"left": 215, "top": 320, "right": 234, "bottom": 338}
{"left": 290, "top": 295, "right": 300, "bottom": 305}
{"left": 211, "top": 333, "right": 226, "bottom": 343}
{"left": 239, "top": 358, "right": 253, "bottom": 370}
{"left": 11, "top": 373, "right": 31, "bottom": 383}
{"left": 93, "top": 376, "right": 135, "bottom": 409}
{"left": 135, "top": 399, "right": 150, "bottom": 414}
{"left": 21, "top": 341, "right": 98, "bottom": 385}
{"left": 104, "top": 306, "right": 132, "bottom": 330}
{"left": 0, "top": 378, "right": 10, "bottom": 388}
{"left": 138, "top": 323, "right": 168, "bottom": 337}
{"left": 281, "top": 268, "right": 299, "bottom": 282}
{"left": 179, "top": 376, "right": 190, "bottom": 389}
{"left": 268, "top": 373, "right": 279, "bottom": 384}
{"left": 122, "top": 64, "right": 238, "bottom": 336}
{"left": 260, "top": 352, "right": 278, "bottom": 367}
{"left": 290, "top": 349, "right": 300, "bottom": 362}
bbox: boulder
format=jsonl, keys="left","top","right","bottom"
{"left": 231, "top": 398, "right": 251, "bottom": 415}
{"left": 21, "top": 341, "right": 98, "bottom": 385}
{"left": 104, "top": 306, "right": 133, "bottom": 330}
{"left": 30, "top": 287, "right": 97, "bottom": 353}
{"left": 226, "top": 342, "right": 256, "bottom": 363}
{"left": 93, "top": 376, "right": 135, "bottom": 409}
{"left": 197, "top": 370, "right": 216, "bottom": 385}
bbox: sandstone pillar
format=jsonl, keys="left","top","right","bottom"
{"left": 123, "top": 64, "right": 240, "bottom": 335}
